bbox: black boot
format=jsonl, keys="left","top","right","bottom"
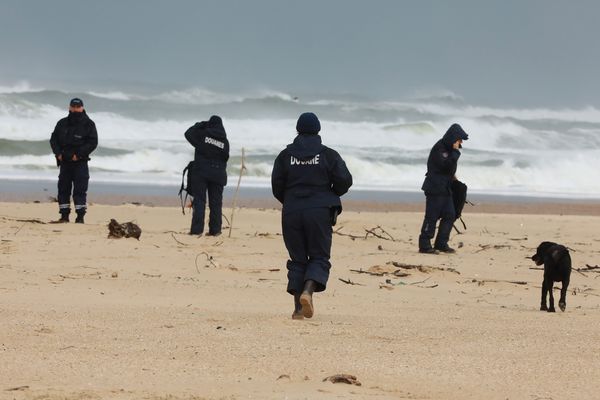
{"left": 58, "top": 212, "right": 69, "bottom": 223}
{"left": 75, "top": 211, "right": 85, "bottom": 224}
{"left": 299, "top": 280, "right": 317, "bottom": 318}
{"left": 292, "top": 293, "right": 303, "bottom": 320}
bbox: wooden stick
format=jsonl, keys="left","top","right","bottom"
{"left": 228, "top": 148, "right": 247, "bottom": 238}
{"left": 339, "top": 278, "right": 365, "bottom": 286}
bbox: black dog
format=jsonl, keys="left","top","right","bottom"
{"left": 531, "top": 241, "right": 571, "bottom": 312}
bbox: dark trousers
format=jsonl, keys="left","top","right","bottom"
{"left": 57, "top": 161, "right": 89, "bottom": 215}
{"left": 418, "top": 194, "right": 455, "bottom": 250}
{"left": 282, "top": 207, "right": 332, "bottom": 295}
{"left": 191, "top": 179, "right": 224, "bottom": 235}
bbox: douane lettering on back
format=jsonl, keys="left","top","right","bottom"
{"left": 205, "top": 136, "right": 225, "bottom": 149}
{"left": 290, "top": 155, "right": 320, "bottom": 165}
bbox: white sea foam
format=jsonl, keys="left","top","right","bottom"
{"left": 1, "top": 87, "right": 600, "bottom": 197}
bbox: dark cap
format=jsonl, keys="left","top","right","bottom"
{"left": 69, "top": 98, "right": 84, "bottom": 107}
{"left": 296, "top": 112, "right": 321, "bottom": 134}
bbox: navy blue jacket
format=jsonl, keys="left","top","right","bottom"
{"left": 421, "top": 124, "right": 468, "bottom": 196}
{"left": 50, "top": 111, "right": 98, "bottom": 162}
{"left": 185, "top": 119, "right": 230, "bottom": 187}
{"left": 271, "top": 134, "right": 353, "bottom": 214}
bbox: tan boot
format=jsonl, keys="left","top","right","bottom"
{"left": 299, "top": 280, "right": 316, "bottom": 318}
{"left": 292, "top": 293, "right": 304, "bottom": 320}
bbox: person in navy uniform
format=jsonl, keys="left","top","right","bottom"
{"left": 271, "top": 112, "right": 353, "bottom": 320}
{"left": 184, "top": 115, "right": 229, "bottom": 236}
{"left": 418, "top": 123, "right": 469, "bottom": 254}
{"left": 49, "top": 98, "right": 98, "bottom": 223}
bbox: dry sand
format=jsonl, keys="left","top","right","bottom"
{"left": 1, "top": 201, "right": 599, "bottom": 399}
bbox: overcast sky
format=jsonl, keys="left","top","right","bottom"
{"left": 1, "top": 0, "right": 599, "bottom": 107}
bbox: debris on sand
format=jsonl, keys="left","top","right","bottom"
{"left": 323, "top": 374, "right": 361, "bottom": 386}
{"left": 107, "top": 219, "right": 141, "bottom": 240}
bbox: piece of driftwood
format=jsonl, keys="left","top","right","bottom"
{"left": 339, "top": 278, "right": 365, "bottom": 286}
{"left": 475, "top": 244, "right": 512, "bottom": 253}
{"left": 5, "top": 386, "right": 29, "bottom": 391}
{"left": 228, "top": 148, "right": 247, "bottom": 238}
{"left": 390, "top": 261, "right": 460, "bottom": 275}
{"left": 170, "top": 232, "right": 188, "bottom": 246}
{"left": 195, "top": 252, "right": 219, "bottom": 272}
{"left": 364, "top": 225, "right": 395, "bottom": 241}
{"left": 333, "top": 226, "right": 363, "bottom": 240}
{"left": 472, "top": 279, "right": 528, "bottom": 286}
{"left": 323, "top": 374, "right": 361, "bottom": 386}
{"left": 107, "top": 219, "right": 141, "bottom": 240}
{"left": 350, "top": 268, "right": 385, "bottom": 277}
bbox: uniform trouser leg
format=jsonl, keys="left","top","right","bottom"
{"left": 434, "top": 196, "right": 455, "bottom": 249}
{"left": 72, "top": 162, "right": 89, "bottom": 216}
{"left": 190, "top": 179, "right": 208, "bottom": 234}
{"left": 57, "top": 163, "right": 74, "bottom": 215}
{"left": 207, "top": 182, "right": 224, "bottom": 234}
{"left": 283, "top": 208, "right": 332, "bottom": 295}
{"left": 419, "top": 195, "right": 454, "bottom": 249}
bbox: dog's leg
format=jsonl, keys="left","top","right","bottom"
{"left": 540, "top": 280, "right": 548, "bottom": 311}
{"left": 547, "top": 280, "right": 556, "bottom": 312}
{"left": 559, "top": 277, "right": 569, "bottom": 312}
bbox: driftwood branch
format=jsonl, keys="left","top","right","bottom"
{"left": 228, "top": 148, "right": 247, "bottom": 238}
{"left": 333, "top": 226, "right": 363, "bottom": 240}
{"left": 339, "top": 278, "right": 365, "bottom": 286}
{"left": 364, "top": 225, "right": 395, "bottom": 241}
{"left": 171, "top": 232, "right": 188, "bottom": 246}
{"left": 475, "top": 244, "right": 512, "bottom": 253}
{"left": 472, "top": 278, "right": 528, "bottom": 286}
{"left": 390, "top": 261, "right": 460, "bottom": 275}
{"left": 195, "top": 252, "right": 218, "bottom": 273}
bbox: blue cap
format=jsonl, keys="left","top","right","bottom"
{"left": 296, "top": 112, "right": 321, "bottom": 134}
{"left": 70, "top": 98, "right": 84, "bottom": 107}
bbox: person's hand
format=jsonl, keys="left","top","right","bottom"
{"left": 57, "top": 154, "right": 62, "bottom": 161}
{"left": 72, "top": 154, "right": 78, "bottom": 161}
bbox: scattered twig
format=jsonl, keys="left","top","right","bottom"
{"left": 472, "top": 279, "right": 528, "bottom": 286}
{"left": 350, "top": 268, "right": 385, "bottom": 276}
{"left": 409, "top": 277, "right": 431, "bottom": 285}
{"left": 364, "top": 225, "right": 395, "bottom": 241}
{"left": 171, "top": 232, "right": 188, "bottom": 246}
{"left": 333, "top": 226, "right": 363, "bottom": 240}
{"left": 339, "top": 278, "right": 365, "bottom": 286}
{"left": 475, "top": 244, "right": 512, "bottom": 253}
{"left": 142, "top": 273, "right": 162, "bottom": 278}
{"left": 13, "top": 222, "right": 26, "bottom": 236}
{"left": 195, "top": 252, "right": 218, "bottom": 272}
{"left": 390, "top": 261, "right": 460, "bottom": 275}
{"left": 5, "top": 386, "right": 29, "bottom": 392}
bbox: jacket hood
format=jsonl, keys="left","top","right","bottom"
{"left": 442, "top": 123, "right": 469, "bottom": 147}
{"left": 203, "top": 115, "right": 227, "bottom": 138}
{"left": 287, "top": 134, "right": 323, "bottom": 159}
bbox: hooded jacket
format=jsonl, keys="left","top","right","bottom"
{"left": 271, "top": 133, "right": 353, "bottom": 214}
{"left": 421, "top": 124, "right": 468, "bottom": 196}
{"left": 50, "top": 111, "right": 98, "bottom": 162}
{"left": 185, "top": 116, "right": 230, "bottom": 186}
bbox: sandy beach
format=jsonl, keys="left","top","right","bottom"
{"left": 1, "top": 200, "right": 600, "bottom": 399}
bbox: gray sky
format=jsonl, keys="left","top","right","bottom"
{"left": 1, "top": 0, "right": 599, "bottom": 107}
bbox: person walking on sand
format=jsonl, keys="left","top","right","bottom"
{"left": 418, "top": 123, "right": 469, "bottom": 254}
{"left": 271, "top": 112, "right": 353, "bottom": 320}
{"left": 184, "top": 115, "right": 229, "bottom": 236}
{"left": 49, "top": 98, "right": 98, "bottom": 223}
